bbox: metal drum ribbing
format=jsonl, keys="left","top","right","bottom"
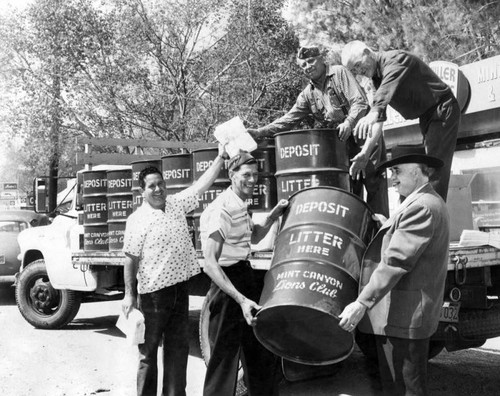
{"left": 161, "top": 153, "right": 192, "bottom": 190}
{"left": 192, "top": 148, "right": 230, "bottom": 214}
{"left": 130, "top": 159, "right": 161, "bottom": 191}
{"left": 274, "top": 129, "right": 350, "bottom": 201}
{"left": 254, "top": 187, "right": 377, "bottom": 365}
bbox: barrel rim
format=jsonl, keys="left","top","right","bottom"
{"left": 274, "top": 168, "right": 349, "bottom": 176}
{"left": 286, "top": 186, "right": 374, "bottom": 214}
{"left": 105, "top": 167, "right": 132, "bottom": 173}
{"left": 254, "top": 306, "right": 355, "bottom": 365}
{"left": 161, "top": 153, "right": 192, "bottom": 159}
{"left": 129, "top": 159, "right": 161, "bottom": 165}
{"left": 274, "top": 128, "right": 339, "bottom": 138}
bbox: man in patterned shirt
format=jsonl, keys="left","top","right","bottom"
{"left": 121, "top": 144, "right": 227, "bottom": 396}
{"left": 200, "top": 151, "right": 288, "bottom": 396}
{"left": 247, "top": 46, "right": 389, "bottom": 216}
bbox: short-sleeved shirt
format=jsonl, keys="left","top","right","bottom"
{"left": 122, "top": 187, "right": 200, "bottom": 294}
{"left": 199, "top": 187, "right": 253, "bottom": 266}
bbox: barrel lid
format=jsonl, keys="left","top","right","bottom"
{"left": 161, "top": 153, "right": 192, "bottom": 159}
{"left": 129, "top": 158, "right": 160, "bottom": 164}
{"left": 106, "top": 167, "right": 132, "bottom": 173}
{"left": 274, "top": 128, "right": 338, "bottom": 137}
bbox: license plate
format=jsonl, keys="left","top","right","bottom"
{"left": 0, "top": 255, "right": 5, "bottom": 265}
{"left": 439, "top": 301, "right": 460, "bottom": 323}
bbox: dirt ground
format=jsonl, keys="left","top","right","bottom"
{"left": 3, "top": 285, "right": 500, "bottom": 396}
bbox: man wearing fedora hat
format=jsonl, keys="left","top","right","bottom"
{"left": 338, "top": 144, "right": 450, "bottom": 395}
{"left": 246, "top": 45, "right": 389, "bottom": 217}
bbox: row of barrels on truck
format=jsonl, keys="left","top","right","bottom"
{"left": 78, "top": 129, "right": 352, "bottom": 252}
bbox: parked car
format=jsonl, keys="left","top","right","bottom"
{"left": 0, "top": 210, "right": 50, "bottom": 285}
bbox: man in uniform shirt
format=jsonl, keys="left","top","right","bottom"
{"left": 200, "top": 151, "right": 288, "bottom": 396}
{"left": 121, "top": 144, "right": 226, "bottom": 396}
{"left": 247, "top": 45, "right": 389, "bottom": 216}
{"left": 341, "top": 40, "right": 461, "bottom": 201}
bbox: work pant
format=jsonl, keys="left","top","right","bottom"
{"left": 348, "top": 136, "right": 390, "bottom": 217}
{"left": 203, "top": 261, "right": 279, "bottom": 396}
{"left": 419, "top": 95, "right": 461, "bottom": 201}
{"left": 375, "top": 335, "right": 430, "bottom": 396}
{"left": 138, "top": 281, "right": 189, "bottom": 396}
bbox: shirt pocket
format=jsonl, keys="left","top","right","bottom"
{"left": 387, "top": 289, "right": 423, "bottom": 329}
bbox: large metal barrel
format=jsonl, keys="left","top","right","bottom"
{"left": 192, "top": 148, "right": 230, "bottom": 214}
{"left": 274, "top": 129, "right": 350, "bottom": 201}
{"left": 82, "top": 170, "right": 108, "bottom": 251}
{"left": 161, "top": 153, "right": 192, "bottom": 190}
{"left": 254, "top": 187, "right": 376, "bottom": 365}
{"left": 247, "top": 142, "right": 277, "bottom": 213}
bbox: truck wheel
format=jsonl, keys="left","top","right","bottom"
{"left": 15, "top": 259, "right": 81, "bottom": 329}
{"left": 199, "top": 292, "right": 248, "bottom": 396}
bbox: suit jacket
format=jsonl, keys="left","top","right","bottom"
{"left": 357, "top": 183, "right": 450, "bottom": 339}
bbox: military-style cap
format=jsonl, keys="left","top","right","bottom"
{"left": 228, "top": 151, "right": 257, "bottom": 171}
{"left": 297, "top": 46, "right": 321, "bottom": 59}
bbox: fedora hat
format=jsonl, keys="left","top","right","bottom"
{"left": 376, "top": 144, "right": 444, "bottom": 171}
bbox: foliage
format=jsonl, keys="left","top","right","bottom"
{"left": 283, "top": 0, "right": 500, "bottom": 64}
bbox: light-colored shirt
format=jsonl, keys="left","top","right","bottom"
{"left": 257, "top": 64, "right": 369, "bottom": 136}
{"left": 200, "top": 187, "right": 253, "bottom": 266}
{"left": 123, "top": 187, "right": 200, "bottom": 294}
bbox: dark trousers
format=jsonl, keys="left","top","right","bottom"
{"left": 419, "top": 95, "right": 461, "bottom": 201}
{"left": 203, "top": 262, "right": 279, "bottom": 396}
{"left": 138, "top": 281, "right": 189, "bottom": 396}
{"left": 375, "top": 335, "right": 430, "bottom": 396}
{"left": 348, "top": 137, "right": 390, "bottom": 217}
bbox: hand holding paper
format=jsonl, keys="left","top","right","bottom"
{"left": 214, "top": 116, "right": 257, "bottom": 157}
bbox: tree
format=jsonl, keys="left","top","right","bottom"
{"left": 283, "top": 0, "right": 500, "bottom": 64}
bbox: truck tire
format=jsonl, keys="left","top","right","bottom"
{"left": 15, "top": 259, "right": 81, "bottom": 329}
{"left": 199, "top": 292, "right": 248, "bottom": 396}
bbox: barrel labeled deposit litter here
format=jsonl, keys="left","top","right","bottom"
{"left": 274, "top": 129, "right": 350, "bottom": 200}
{"left": 254, "top": 187, "right": 377, "bottom": 365}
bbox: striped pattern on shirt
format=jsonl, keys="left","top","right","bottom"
{"left": 200, "top": 188, "right": 253, "bottom": 266}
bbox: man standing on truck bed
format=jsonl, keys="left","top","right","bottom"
{"left": 200, "top": 151, "right": 288, "bottom": 396}
{"left": 338, "top": 144, "right": 450, "bottom": 395}
{"left": 247, "top": 45, "right": 389, "bottom": 217}
{"left": 341, "top": 40, "right": 461, "bottom": 201}
{"left": 121, "top": 144, "right": 227, "bottom": 396}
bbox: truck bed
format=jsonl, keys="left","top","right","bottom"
{"left": 72, "top": 245, "right": 500, "bottom": 271}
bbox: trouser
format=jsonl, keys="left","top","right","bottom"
{"left": 203, "top": 261, "right": 279, "bottom": 396}
{"left": 138, "top": 281, "right": 189, "bottom": 396}
{"left": 419, "top": 95, "right": 461, "bottom": 201}
{"left": 348, "top": 136, "right": 390, "bottom": 217}
{"left": 375, "top": 335, "right": 430, "bottom": 396}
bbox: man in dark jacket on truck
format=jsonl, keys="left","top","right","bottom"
{"left": 341, "top": 40, "right": 461, "bottom": 201}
